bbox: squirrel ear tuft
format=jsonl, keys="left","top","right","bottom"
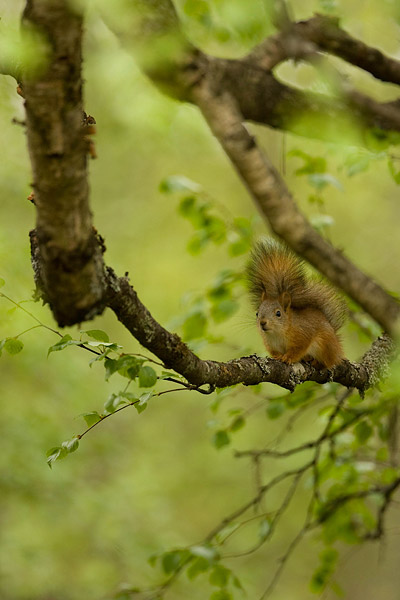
{"left": 280, "top": 291, "right": 291, "bottom": 311}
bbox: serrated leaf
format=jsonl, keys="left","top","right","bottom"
{"left": 48, "top": 335, "right": 80, "bottom": 357}
{"left": 82, "top": 329, "right": 109, "bottom": 342}
{"left": 212, "top": 430, "right": 230, "bottom": 449}
{"left": 4, "top": 338, "right": 24, "bottom": 355}
{"left": 81, "top": 411, "right": 103, "bottom": 427}
{"left": 138, "top": 365, "right": 157, "bottom": 388}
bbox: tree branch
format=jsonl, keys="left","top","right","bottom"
{"left": 190, "top": 83, "right": 400, "bottom": 334}
{"left": 293, "top": 15, "right": 400, "bottom": 86}
{"left": 22, "top": 0, "right": 106, "bottom": 326}
{"left": 105, "top": 268, "right": 395, "bottom": 392}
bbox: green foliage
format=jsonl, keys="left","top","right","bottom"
{"left": 212, "top": 429, "right": 231, "bottom": 449}
{"left": 310, "top": 548, "right": 339, "bottom": 594}
{"left": 46, "top": 437, "right": 80, "bottom": 468}
{"left": 2, "top": 337, "right": 24, "bottom": 355}
{"left": 2, "top": 2, "right": 400, "bottom": 599}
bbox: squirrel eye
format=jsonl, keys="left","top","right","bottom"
{"left": 255, "top": 311, "right": 259, "bottom": 318}
{"left": 276, "top": 310, "right": 281, "bottom": 317}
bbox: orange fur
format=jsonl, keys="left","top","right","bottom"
{"left": 248, "top": 240, "right": 346, "bottom": 368}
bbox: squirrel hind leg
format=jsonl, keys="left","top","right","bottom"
{"left": 308, "top": 331, "right": 344, "bottom": 369}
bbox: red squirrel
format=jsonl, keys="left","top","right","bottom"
{"left": 247, "top": 239, "right": 347, "bottom": 368}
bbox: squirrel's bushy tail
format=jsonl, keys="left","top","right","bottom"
{"left": 247, "top": 238, "right": 347, "bottom": 331}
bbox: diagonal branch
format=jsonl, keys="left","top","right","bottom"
{"left": 293, "top": 15, "right": 400, "bottom": 86}
{"left": 190, "top": 82, "right": 400, "bottom": 334}
{"left": 105, "top": 267, "right": 395, "bottom": 392}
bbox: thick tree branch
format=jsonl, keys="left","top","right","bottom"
{"left": 19, "top": 0, "right": 399, "bottom": 393}
{"left": 22, "top": 0, "right": 106, "bottom": 326}
{"left": 190, "top": 83, "right": 400, "bottom": 334}
{"left": 186, "top": 54, "right": 400, "bottom": 145}
{"left": 105, "top": 268, "right": 395, "bottom": 392}
{"left": 294, "top": 15, "right": 400, "bottom": 86}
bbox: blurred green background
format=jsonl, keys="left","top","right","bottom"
{"left": 1, "top": 0, "right": 400, "bottom": 599}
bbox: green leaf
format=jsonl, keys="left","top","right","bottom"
{"left": 134, "top": 392, "right": 152, "bottom": 414}
{"left": 46, "top": 446, "right": 67, "bottom": 468}
{"left": 259, "top": 518, "right": 271, "bottom": 541}
{"left": 0, "top": 278, "right": 5, "bottom": 288}
{"left": 266, "top": 401, "right": 285, "bottom": 420}
{"left": 210, "top": 299, "right": 239, "bottom": 323}
{"left": 212, "top": 430, "right": 230, "bottom": 449}
{"left": 48, "top": 335, "right": 80, "bottom": 357}
{"left": 310, "top": 214, "right": 335, "bottom": 231}
{"left": 187, "top": 557, "right": 210, "bottom": 580}
{"left": 230, "top": 416, "right": 245, "bottom": 432}
{"left": 104, "top": 393, "right": 125, "bottom": 414}
{"left": 228, "top": 236, "right": 251, "bottom": 256}
{"left": 115, "top": 355, "right": 144, "bottom": 379}
{"left": 209, "top": 565, "right": 230, "bottom": 588}
{"left": 354, "top": 420, "right": 373, "bottom": 444}
{"left": 82, "top": 329, "right": 109, "bottom": 342}
{"left": 86, "top": 341, "right": 120, "bottom": 349}
{"left": 62, "top": 437, "right": 79, "bottom": 453}
{"left": 190, "top": 545, "right": 219, "bottom": 562}
{"left": 232, "top": 575, "right": 244, "bottom": 591}
{"left": 4, "top": 338, "right": 24, "bottom": 355}
{"left": 159, "top": 371, "right": 180, "bottom": 380}
{"left": 161, "top": 550, "right": 187, "bottom": 575}
{"left": 183, "top": 310, "right": 207, "bottom": 340}
{"left": 388, "top": 158, "right": 400, "bottom": 184}
{"left": 148, "top": 554, "right": 158, "bottom": 568}
{"left": 80, "top": 411, "right": 103, "bottom": 427}
{"left": 159, "top": 175, "right": 202, "bottom": 194}
{"left": 104, "top": 358, "right": 119, "bottom": 380}
{"left": 138, "top": 365, "right": 158, "bottom": 388}
{"left": 309, "top": 173, "right": 343, "bottom": 191}
{"left": 289, "top": 149, "right": 327, "bottom": 175}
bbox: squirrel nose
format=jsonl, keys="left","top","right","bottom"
{"left": 259, "top": 319, "right": 268, "bottom": 331}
